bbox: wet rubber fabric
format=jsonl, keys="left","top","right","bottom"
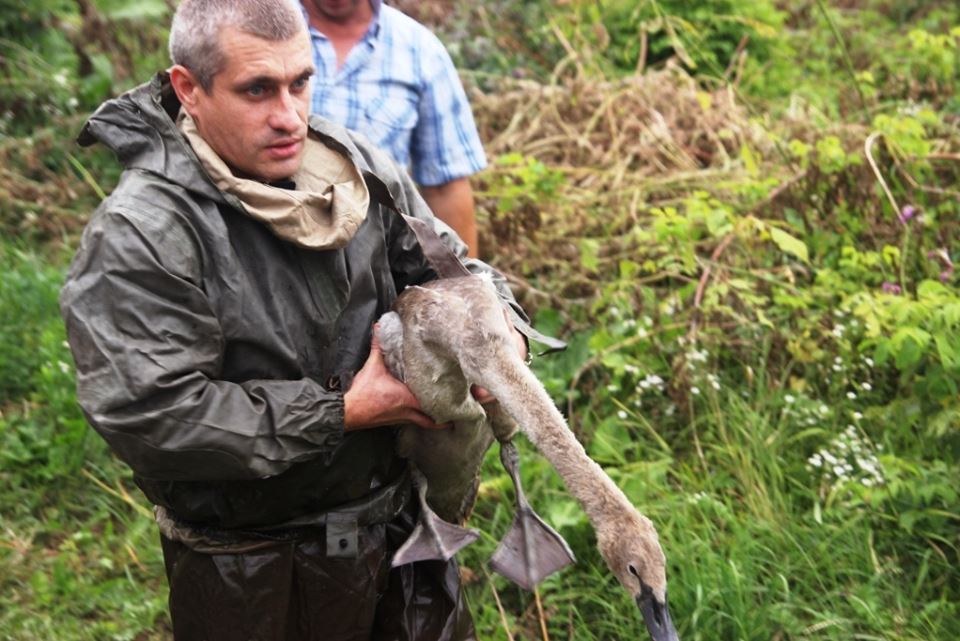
{"left": 60, "top": 73, "right": 527, "bottom": 640}
{"left": 160, "top": 507, "right": 475, "bottom": 641}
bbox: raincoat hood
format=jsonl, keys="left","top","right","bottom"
{"left": 79, "top": 72, "right": 370, "bottom": 250}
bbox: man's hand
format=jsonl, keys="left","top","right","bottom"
{"left": 344, "top": 328, "right": 448, "bottom": 431}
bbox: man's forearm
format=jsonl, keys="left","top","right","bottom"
{"left": 420, "top": 177, "right": 479, "bottom": 258}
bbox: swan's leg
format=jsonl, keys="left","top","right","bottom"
{"left": 489, "top": 440, "right": 576, "bottom": 590}
{"left": 391, "top": 465, "right": 480, "bottom": 567}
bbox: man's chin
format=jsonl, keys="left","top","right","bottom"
{"left": 248, "top": 156, "right": 304, "bottom": 184}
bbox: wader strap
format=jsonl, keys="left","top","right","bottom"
{"left": 156, "top": 469, "right": 411, "bottom": 557}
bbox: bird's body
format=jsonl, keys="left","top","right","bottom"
{"left": 379, "top": 274, "right": 679, "bottom": 641}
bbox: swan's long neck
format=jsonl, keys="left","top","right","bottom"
{"left": 467, "top": 349, "right": 634, "bottom": 525}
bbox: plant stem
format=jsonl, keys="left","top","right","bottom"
{"left": 815, "top": 0, "right": 868, "bottom": 116}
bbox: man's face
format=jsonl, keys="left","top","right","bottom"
{"left": 181, "top": 27, "right": 315, "bottom": 182}
{"left": 306, "top": 0, "right": 366, "bottom": 22}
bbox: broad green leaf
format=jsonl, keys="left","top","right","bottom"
{"left": 935, "top": 334, "right": 960, "bottom": 370}
{"left": 917, "top": 279, "right": 950, "bottom": 300}
{"left": 770, "top": 227, "right": 810, "bottom": 263}
{"left": 580, "top": 238, "right": 600, "bottom": 272}
{"left": 619, "top": 259, "right": 640, "bottom": 279}
{"left": 892, "top": 327, "right": 932, "bottom": 369}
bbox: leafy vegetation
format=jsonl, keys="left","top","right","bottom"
{"left": 1, "top": 1, "right": 958, "bottom": 640}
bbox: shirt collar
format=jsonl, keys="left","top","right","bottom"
{"left": 301, "top": 1, "right": 383, "bottom": 41}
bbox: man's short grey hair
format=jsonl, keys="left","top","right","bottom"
{"left": 169, "top": 0, "right": 305, "bottom": 91}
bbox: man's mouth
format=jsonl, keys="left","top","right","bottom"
{"left": 266, "top": 138, "right": 303, "bottom": 160}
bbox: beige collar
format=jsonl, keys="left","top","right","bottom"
{"left": 178, "top": 112, "right": 370, "bottom": 250}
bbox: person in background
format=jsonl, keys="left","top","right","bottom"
{"left": 301, "top": 0, "right": 486, "bottom": 257}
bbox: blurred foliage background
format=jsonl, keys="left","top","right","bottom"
{"left": 1, "top": 1, "right": 958, "bottom": 639}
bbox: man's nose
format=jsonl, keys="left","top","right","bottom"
{"left": 269, "top": 91, "right": 303, "bottom": 132}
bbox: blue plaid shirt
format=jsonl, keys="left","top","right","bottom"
{"left": 304, "top": 2, "right": 487, "bottom": 186}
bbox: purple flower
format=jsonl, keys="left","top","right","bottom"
{"left": 898, "top": 205, "right": 916, "bottom": 224}
{"left": 940, "top": 270, "right": 954, "bottom": 283}
{"left": 881, "top": 281, "right": 902, "bottom": 295}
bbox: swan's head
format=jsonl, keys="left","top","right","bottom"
{"left": 597, "top": 511, "right": 680, "bottom": 641}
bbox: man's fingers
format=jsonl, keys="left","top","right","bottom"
{"left": 369, "top": 323, "right": 383, "bottom": 357}
{"left": 470, "top": 384, "right": 495, "bottom": 404}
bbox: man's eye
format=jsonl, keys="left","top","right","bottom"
{"left": 292, "top": 77, "right": 309, "bottom": 91}
{"left": 247, "top": 85, "right": 265, "bottom": 97}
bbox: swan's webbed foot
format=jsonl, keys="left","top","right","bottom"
{"left": 392, "top": 466, "right": 480, "bottom": 567}
{"left": 489, "top": 441, "right": 576, "bottom": 590}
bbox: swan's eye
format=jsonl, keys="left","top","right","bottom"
{"left": 628, "top": 563, "right": 641, "bottom": 580}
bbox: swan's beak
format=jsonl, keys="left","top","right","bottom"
{"left": 636, "top": 590, "right": 680, "bottom": 641}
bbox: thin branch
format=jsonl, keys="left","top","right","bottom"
{"left": 483, "top": 568, "right": 515, "bottom": 641}
{"left": 534, "top": 586, "right": 551, "bottom": 641}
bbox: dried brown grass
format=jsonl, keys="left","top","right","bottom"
{"left": 1, "top": 116, "right": 102, "bottom": 244}
{"left": 468, "top": 65, "right": 783, "bottom": 309}
{"left": 474, "top": 65, "right": 762, "bottom": 177}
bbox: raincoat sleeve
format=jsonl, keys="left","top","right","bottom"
{"left": 60, "top": 205, "right": 345, "bottom": 482}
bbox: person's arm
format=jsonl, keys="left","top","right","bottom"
{"left": 420, "top": 176, "right": 478, "bottom": 258}
{"left": 407, "top": 30, "right": 486, "bottom": 257}
{"left": 61, "top": 207, "right": 352, "bottom": 483}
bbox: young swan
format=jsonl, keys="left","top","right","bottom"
{"left": 379, "top": 274, "right": 680, "bottom": 641}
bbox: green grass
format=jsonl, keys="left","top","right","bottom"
{"left": 1, "top": 240, "right": 956, "bottom": 640}
{"left": 2, "top": 1, "right": 959, "bottom": 638}
{"left": 461, "top": 392, "right": 958, "bottom": 641}
{"left": 0, "top": 243, "right": 167, "bottom": 641}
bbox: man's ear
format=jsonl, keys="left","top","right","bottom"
{"left": 169, "top": 64, "right": 203, "bottom": 117}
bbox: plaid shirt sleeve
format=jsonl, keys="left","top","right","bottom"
{"left": 408, "top": 31, "right": 487, "bottom": 186}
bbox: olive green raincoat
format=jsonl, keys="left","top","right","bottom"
{"left": 61, "top": 72, "right": 529, "bottom": 640}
